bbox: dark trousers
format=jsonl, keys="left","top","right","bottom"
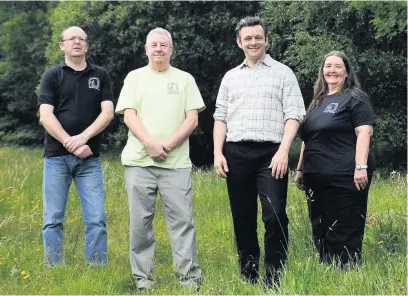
{"left": 303, "top": 173, "right": 371, "bottom": 267}
{"left": 224, "top": 141, "right": 289, "bottom": 281}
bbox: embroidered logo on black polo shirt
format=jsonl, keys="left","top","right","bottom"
{"left": 88, "top": 77, "right": 100, "bottom": 90}
{"left": 168, "top": 82, "right": 179, "bottom": 94}
{"left": 324, "top": 103, "right": 338, "bottom": 113}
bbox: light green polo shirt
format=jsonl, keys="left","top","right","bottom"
{"left": 115, "top": 65, "right": 206, "bottom": 168}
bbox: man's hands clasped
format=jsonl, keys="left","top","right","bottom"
{"left": 64, "top": 134, "right": 89, "bottom": 153}
{"left": 63, "top": 134, "right": 93, "bottom": 159}
{"left": 146, "top": 140, "right": 173, "bottom": 162}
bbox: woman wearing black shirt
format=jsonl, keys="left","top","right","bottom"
{"left": 296, "top": 51, "right": 375, "bottom": 267}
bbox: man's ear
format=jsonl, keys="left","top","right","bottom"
{"left": 237, "top": 37, "right": 242, "bottom": 49}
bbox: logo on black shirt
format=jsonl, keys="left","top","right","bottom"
{"left": 88, "top": 77, "right": 100, "bottom": 90}
{"left": 324, "top": 103, "right": 338, "bottom": 114}
{"left": 168, "top": 82, "right": 179, "bottom": 94}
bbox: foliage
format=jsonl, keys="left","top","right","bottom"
{"left": 0, "top": 1, "right": 406, "bottom": 168}
{"left": 261, "top": 1, "right": 407, "bottom": 167}
{"left": 43, "top": 1, "right": 260, "bottom": 166}
{"left": 0, "top": 2, "right": 53, "bottom": 147}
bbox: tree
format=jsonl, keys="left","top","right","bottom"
{"left": 45, "top": 1, "right": 261, "bottom": 166}
{"left": 0, "top": 2, "right": 54, "bottom": 145}
{"left": 261, "top": 1, "right": 407, "bottom": 168}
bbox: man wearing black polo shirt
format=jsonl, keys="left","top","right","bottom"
{"left": 38, "top": 26, "right": 114, "bottom": 266}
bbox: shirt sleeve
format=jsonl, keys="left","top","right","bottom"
{"left": 185, "top": 74, "right": 206, "bottom": 113}
{"left": 351, "top": 97, "right": 375, "bottom": 128}
{"left": 282, "top": 69, "right": 306, "bottom": 122}
{"left": 115, "top": 72, "right": 138, "bottom": 115}
{"left": 100, "top": 68, "right": 114, "bottom": 104}
{"left": 37, "top": 69, "right": 57, "bottom": 107}
{"left": 213, "top": 74, "right": 228, "bottom": 122}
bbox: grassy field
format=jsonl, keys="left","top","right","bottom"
{"left": 0, "top": 147, "right": 406, "bottom": 295}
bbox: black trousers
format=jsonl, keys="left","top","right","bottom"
{"left": 225, "top": 141, "right": 289, "bottom": 281}
{"left": 303, "top": 173, "right": 372, "bottom": 267}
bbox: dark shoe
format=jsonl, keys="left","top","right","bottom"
{"left": 264, "top": 273, "right": 280, "bottom": 289}
{"left": 242, "top": 274, "right": 259, "bottom": 284}
{"left": 240, "top": 254, "right": 259, "bottom": 284}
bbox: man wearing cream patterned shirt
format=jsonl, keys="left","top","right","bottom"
{"left": 115, "top": 28, "right": 205, "bottom": 291}
{"left": 213, "top": 16, "right": 306, "bottom": 289}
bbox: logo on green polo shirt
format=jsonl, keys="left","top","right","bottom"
{"left": 167, "top": 82, "right": 179, "bottom": 94}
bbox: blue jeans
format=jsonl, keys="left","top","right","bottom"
{"left": 42, "top": 155, "right": 107, "bottom": 265}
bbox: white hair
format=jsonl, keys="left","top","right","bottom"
{"left": 146, "top": 27, "right": 173, "bottom": 47}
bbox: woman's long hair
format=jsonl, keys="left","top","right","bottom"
{"left": 307, "top": 51, "right": 369, "bottom": 114}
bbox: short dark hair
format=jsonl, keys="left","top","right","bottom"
{"left": 235, "top": 16, "right": 268, "bottom": 38}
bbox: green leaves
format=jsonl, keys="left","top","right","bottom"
{"left": 0, "top": 1, "right": 405, "bottom": 167}
{"left": 261, "top": 1, "right": 406, "bottom": 167}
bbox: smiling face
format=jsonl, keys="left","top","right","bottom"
{"left": 145, "top": 32, "right": 173, "bottom": 66}
{"left": 237, "top": 25, "right": 267, "bottom": 63}
{"left": 323, "top": 55, "right": 348, "bottom": 91}
{"left": 59, "top": 27, "right": 88, "bottom": 59}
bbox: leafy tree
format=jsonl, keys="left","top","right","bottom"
{"left": 0, "top": 2, "right": 54, "bottom": 145}
{"left": 45, "top": 1, "right": 261, "bottom": 166}
{"left": 261, "top": 1, "right": 407, "bottom": 168}
{"left": 1, "top": 1, "right": 405, "bottom": 168}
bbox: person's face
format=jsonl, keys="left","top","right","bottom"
{"left": 323, "top": 55, "right": 348, "bottom": 89}
{"left": 237, "top": 25, "right": 267, "bottom": 61}
{"left": 145, "top": 33, "right": 173, "bottom": 65}
{"left": 59, "top": 27, "right": 88, "bottom": 58}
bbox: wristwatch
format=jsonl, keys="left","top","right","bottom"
{"left": 355, "top": 164, "right": 368, "bottom": 170}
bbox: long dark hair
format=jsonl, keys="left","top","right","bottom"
{"left": 307, "top": 51, "right": 369, "bottom": 114}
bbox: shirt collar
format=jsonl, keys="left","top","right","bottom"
{"left": 239, "top": 54, "right": 273, "bottom": 69}
{"left": 61, "top": 60, "right": 94, "bottom": 72}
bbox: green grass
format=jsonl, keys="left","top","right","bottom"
{"left": 0, "top": 147, "right": 406, "bottom": 295}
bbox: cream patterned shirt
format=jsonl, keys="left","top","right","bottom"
{"left": 214, "top": 54, "right": 306, "bottom": 143}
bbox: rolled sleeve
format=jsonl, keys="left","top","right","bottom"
{"left": 282, "top": 70, "right": 306, "bottom": 122}
{"left": 213, "top": 76, "right": 228, "bottom": 122}
{"left": 115, "top": 72, "right": 137, "bottom": 115}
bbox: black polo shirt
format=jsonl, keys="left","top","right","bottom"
{"left": 299, "top": 91, "right": 375, "bottom": 175}
{"left": 38, "top": 61, "right": 114, "bottom": 157}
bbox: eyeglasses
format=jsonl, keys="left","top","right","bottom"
{"left": 62, "top": 36, "right": 87, "bottom": 43}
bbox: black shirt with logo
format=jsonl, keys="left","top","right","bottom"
{"left": 38, "top": 62, "right": 114, "bottom": 157}
{"left": 299, "top": 91, "right": 375, "bottom": 175}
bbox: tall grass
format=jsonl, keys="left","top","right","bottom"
{"left": 0, "top": 147, "right": 406, "bottom": 294}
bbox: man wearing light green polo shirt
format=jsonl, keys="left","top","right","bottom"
{"left": 115, "top": 27, "right": 205, "bottom": 291}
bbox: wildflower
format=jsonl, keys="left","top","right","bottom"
{"left": 23, "top": 274, "right": 30, "bottom": 280}
{"left": 20, "top": 270, "right": 27, "bottom": 276}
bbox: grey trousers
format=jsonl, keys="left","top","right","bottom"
{"left": 124, "top": 166, "right": 201, "bottom": 289}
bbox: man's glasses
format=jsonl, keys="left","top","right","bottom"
{"left": 62, "top": 36, "right": 87, "bottom": 43}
